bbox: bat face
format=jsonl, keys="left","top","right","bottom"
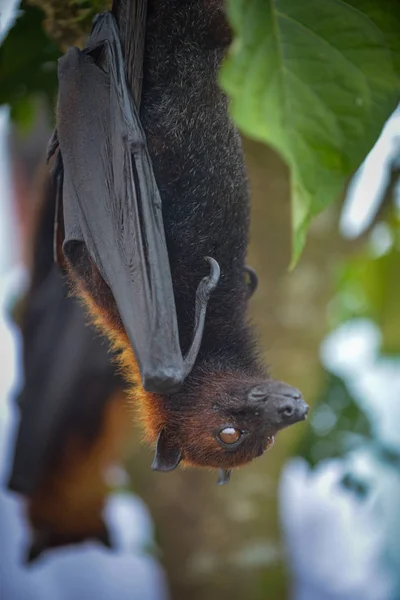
{"left": 150, "top": 375, "right": 309, "bottom": 477}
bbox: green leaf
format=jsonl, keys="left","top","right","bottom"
{"left": 221, "top": 0, "right": 400, "bottom": 266}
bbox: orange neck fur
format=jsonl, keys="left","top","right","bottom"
{"left": 72, "top": 281, "right": 164, "bottom": 446}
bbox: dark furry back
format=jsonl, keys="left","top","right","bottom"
{"left": 141, "top": 0, "right": 258, "bottom": 370}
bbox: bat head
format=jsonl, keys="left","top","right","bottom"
{"left": 149, "top": 372, "right": 308, "bottom": 483}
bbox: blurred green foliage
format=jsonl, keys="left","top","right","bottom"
{"left": 333, "top": 207, "right": 400, "bottom": 354}
{"left": 297, "top": 371, "right": 372, "bottom": 466}
{"left": 0, "top": 1, "right": 110, "bottom": 131}
{"left": 0, "top": 3, "right": 60, "bottom": 130}
{"left": 299, "top": 197, "right": 400, "bottom": 463}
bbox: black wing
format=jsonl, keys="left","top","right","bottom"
{"left": 53, "top": 12, "right": 219, "bottom": 395}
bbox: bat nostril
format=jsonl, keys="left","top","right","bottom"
{"left": 279, "top": 403, "right": 295, "bottom": 419}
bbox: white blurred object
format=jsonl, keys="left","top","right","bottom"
{"left": 0, "top": 109, "right": 19, "bottom": 275}
{"left": 285, "top": 316, "right": 400, "bottom": 599}
{"left": 322, "top": 320, "right": 400, "bottom": 452}
{"left": 340, "top": 105, "right": 400, "bottom": 239}
{"left": 0, "top": 484, "right": 169, "bottom": 600}
{"left": 0, "top": 0, "right": 20, "bottom": 41}
{"left": 0, "top": 0, "right": 21, "bottom": 273}
{"left": 279, "top": 457, "right": 396, "bottom": 600}
{"left": 106, "top": 492, "right": 156, "bottom": 554}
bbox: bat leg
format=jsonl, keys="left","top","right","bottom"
{"left": 183, "top": 256, "right": 220, "bottom": 375}
{"left": 244, "top": 265, "right": 258, "bottom": 298}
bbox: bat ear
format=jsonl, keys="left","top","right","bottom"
{"left": 151, "top": 429, "right": 182, "bottom": 472}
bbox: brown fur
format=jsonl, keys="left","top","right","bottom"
{"left": 71, "top": 273, "right": 161, "bottom": 446}
{"left": 28, "top": 392, "right": 131, "bottom": 542}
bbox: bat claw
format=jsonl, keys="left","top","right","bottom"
{"left": 195, "top": 257, "right": 220, "bottom": 304}
{"left": 203, "top": 256, "right": 221, "bottom": 293}
{"left": 217, "top": 469, "right": 232, "bottom": 485}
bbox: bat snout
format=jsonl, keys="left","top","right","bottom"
{"left": 262, "top": 395, "right": 308, "bottom": 428}
{"left": 248, "top": 381, "right": 308, "bottom": 426}
{"left": 277, "top": 397, "right": 309, "bottom": 424}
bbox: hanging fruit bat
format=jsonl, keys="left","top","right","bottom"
{"left": 8, "top": 174, "right": 129, "bottom": 561}
{"left": 49, "top": 0, "right": 309, "bottom": 488}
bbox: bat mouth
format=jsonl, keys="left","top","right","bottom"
{"left": 265, "top": 435, "right": 275, "bottom": 452}
{"left": 254, "top": 435, "right": 275, "bottom": 459}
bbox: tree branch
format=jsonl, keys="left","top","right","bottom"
{"left": 28, "top": 0, "right": 112, "bottom": 50}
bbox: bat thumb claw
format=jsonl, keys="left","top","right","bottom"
{"left": 204, "top": 256, "right": 220, "bottom": 292}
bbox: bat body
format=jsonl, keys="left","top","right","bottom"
{"left": 50, "top": 12, "right": 219, "bottom": 397}
{"left": 53, "top": 1, "right": 308, "bottom": 484}
{"left": 8, "top": 175, "right": 128, "bottom": 560}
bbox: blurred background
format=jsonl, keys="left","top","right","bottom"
{"left": 1, "top": 1, "right": 400, "bottom": 599}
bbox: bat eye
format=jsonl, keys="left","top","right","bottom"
{"left": 217, "top": 427, "right": 242, "bottom": 447}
